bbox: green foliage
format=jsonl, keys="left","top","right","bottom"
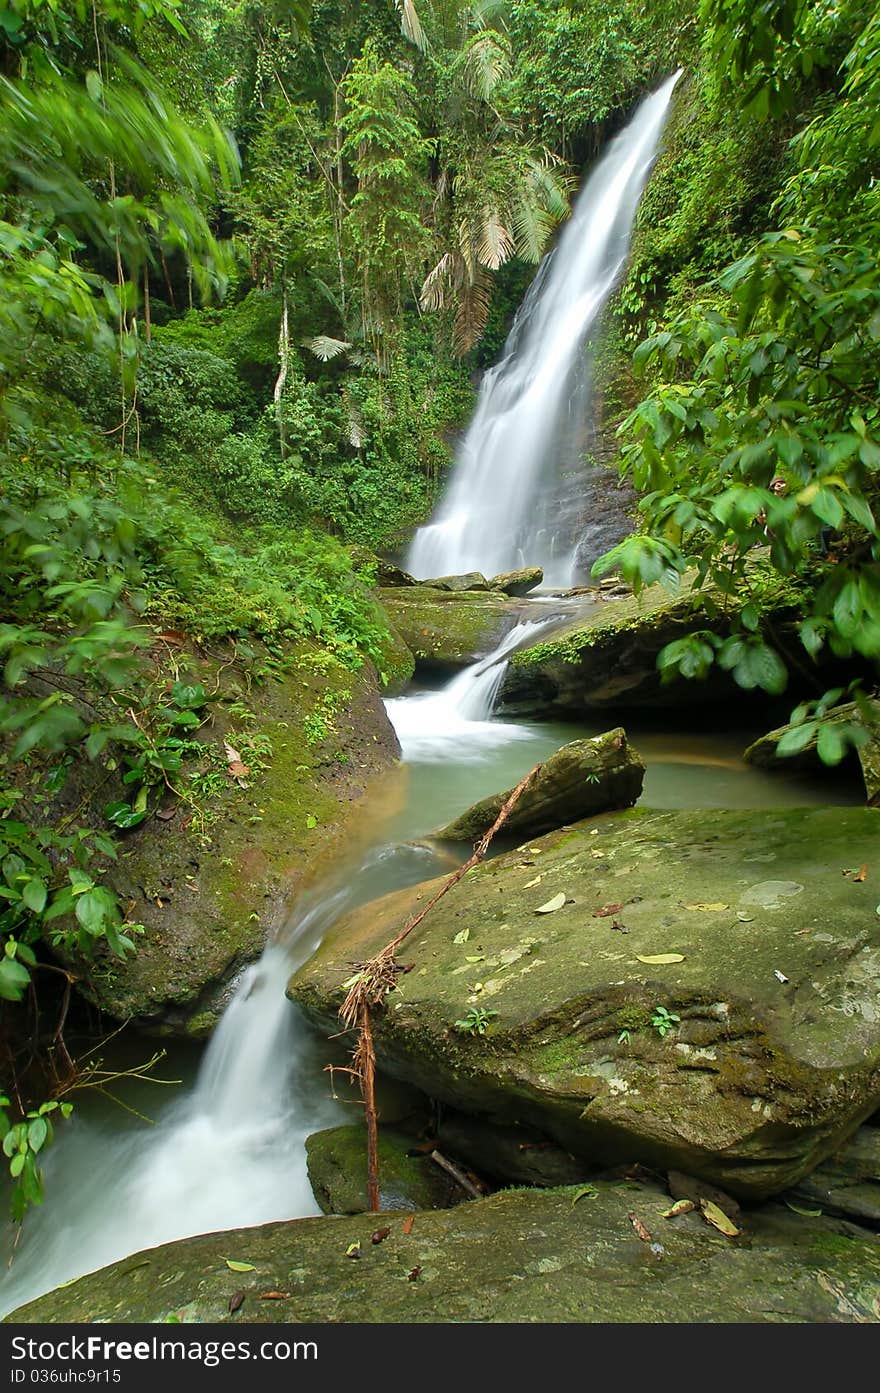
{"left": 597, "top": 6, "right": 880, "bottom": 756}
{"left": 651, "top": 1005, "right": 680, "bottom": 1038}
{"left": 0, "top": 1094, "right": 73, "bottom": 1223}
{"left": 453, "top": 1005, "right": 498, "bottom": 1035}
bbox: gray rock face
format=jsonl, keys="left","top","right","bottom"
{"left": 422, "top": 572, "right": 491, "bottom": 592}
{"left": 291, "top": 807, "right": 880, "bottom": 1199}
{"left": 786, "top": 1126, "right": 880, "bottom": 1227}
{"left": 12, "top": 1182, "right": 880, "bottom": 1324}
{"left": 489, "top": 567, "right": 544, "bottom": 597}
{"left": 436, "top": 729, "right": 644, "bottom": 841}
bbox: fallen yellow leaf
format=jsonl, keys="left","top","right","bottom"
{"left": 700, "top": 1199, "right": 741, "bottom": 1237}
{"left": 683, "top": 903, "right": 729, "bottom": 912}
{"left": 523, "top": 875, "right": 543, "bottom": 889}
{"left": 635, "top": 953, "right": 685, "bottom": 965}
{"left": 535, "top": 892, "right": 566, "bottom": 914}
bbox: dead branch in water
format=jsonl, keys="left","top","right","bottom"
{"left": 338, "top": 758, "right": 543, "bottom": 1211}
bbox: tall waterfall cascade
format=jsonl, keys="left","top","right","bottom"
{"left": 407, "top": 71, "right": 682, "bottom": 588}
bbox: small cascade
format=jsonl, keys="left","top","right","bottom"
{"left": 0, "top": 903, "right": 348, "bottom": 1317}
{"left": 407, "top": 71, "right": 681, "bottom": 587}
{"left": 385, "top": 619, "right": 546, "bottom": 762}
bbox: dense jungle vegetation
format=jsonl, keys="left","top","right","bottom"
{"left": 1, "top": 0, "right": 878, "bottom": 1219}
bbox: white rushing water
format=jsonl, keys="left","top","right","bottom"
{"left": 407, "top": 71, "right": 681, "bottom": 587}
{"left": 385, "top": 618, "right": 547, "bottom": 762}
{"left": 0, "top": 624, "right": 552, "bottom": 1316}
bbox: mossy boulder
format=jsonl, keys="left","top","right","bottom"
{"left": 66, "top": 644, "right": 401, "bottom": 1036}
{"left": 490, "top": 567, "right": 543, "bottom": 597}
{"left": 290, "top": 807, "right": 880, "bottom": 1199}
{"left": 436, "top": 729, "right": 644, "bottom": 841}
{"left": 306, "top": 1124, "right": 457, "bottom": 1214}
{"left": 377, "top": 586, "right": 525, "bottom": 668}
{"left": 502, "top": 578, "right": 787, "bottom": 713}
{"left": 422, "top": 572, "right": 490, "bottom": 592}
{"left": 12, "top": 1181, "right": 880, "bottom": 1324}
{"left": 744, "top": 701, "right": 880, "bottom": 806}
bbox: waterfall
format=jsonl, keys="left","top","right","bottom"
{"left": 407, "top": 71, "right": 681, "bottom": 587}
{"left": 384, "top": 619, "right": 546, "bottom": 762}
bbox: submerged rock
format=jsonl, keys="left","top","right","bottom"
{"left": 305, "top": 1124, "right": 456, "bottom": 1214}
{"left": 744, "top": 700, "right": 880, "bottom": 806}
{"left": 291, "top": 807, "right": 880, "bottom": 1199}
{"left": 12, "top": 1181, "right": 880, "bottom": 1323}
{"left": 490, "top": 566, "right": 544, "bottom": 597}
{"left": 436, "top": 729, "right": 644, "bottom": 841}
{"left": 377, "top": 585, "right": 523, "bottom": 668}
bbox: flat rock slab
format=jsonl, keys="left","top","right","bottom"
{"left": 291, "top": 807, "right": 880, "bottom": 1198}
{"left": 436, "top": 729, "right": 644, "bottom": 841}
{"left": 11, "top": 1183, "right": 880, "bottom": 1323}
{"left": 377, "top": 586, "right": 525, "bottom": 667}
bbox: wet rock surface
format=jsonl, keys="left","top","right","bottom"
{"left": 744, "top": 700, "right": 880, "bottom": 806}
{"left": 305, "top": 1124, "right": 456, "bottom": 1214}
{"left": 436, "top": 729, "right": 644, "bottom": 841}
{"left": 291, "top": 807, "right": 880, "bottom": 1199}
{"left": 377, "top": 586, "right": 526, "bottom": 668}
{"left": 12, "top": 1181, "right": 880, "bottom": 1323}
{"left": 490, "top": 567, "right": 544, "bottom": 597}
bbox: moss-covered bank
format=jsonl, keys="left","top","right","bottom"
{"left": 64, "top": 642, "right": 401, "bottom": 1036}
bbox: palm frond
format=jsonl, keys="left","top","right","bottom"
{"left": 453, "top": 269, "right": 492, "bottom": 356}
{"left": 510, "top": 191, "right": 552, "bottom": 263}
{"left": 477, "top": 208, "right": 514, "bottom": 270}
{"left": 526, "top": 156, "right": 574, "bottom": 220}
{"left": 420, "top": 250, "right": 462, "bottom": 312}
{"left": 461, "top": 31, "right": 511, "bottom": 103}
{"left": 302, "top": 334, "right": 352, "bottom": 361}
{"left": 395, "top": 0, "right": 428, "bottom": 52}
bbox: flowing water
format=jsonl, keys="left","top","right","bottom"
{"left": 407, "top": 71, "right": 681, "bottom": 587}
{"left": 0, "top": 615, "right": 861, "bottom": 1316}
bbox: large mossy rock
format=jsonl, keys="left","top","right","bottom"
{"left": 377, "top": 586, "right": 524, "bottom": 668}
{"left": 490, "top": 567, "right": 543, "bottom": 597}
{"left": 421, "top": 572, "right": 490, "bottom": 592}
{"left": 436, "top": 729, "right": 644, "bottom": 841}
{"left": 12, "top": 1182, "right": 880, "bottom": 1323}
{"left": 306, "top": 1124, "right": 455, "bottom": 1214}
{"left": 291, "top": 807, "right": 880, "bottom": 1199}
{"left": 744, "top": 701, "right": 880, "bottom": 806}
{"left": 68, "top": 645, "right": 400, "bottom": 1037}
{"left": 502, "top": 580, "right": 778, "bottom": 712}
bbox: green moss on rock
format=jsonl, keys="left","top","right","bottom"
{"left": 377, "top": 586, "right": 525, "bottom": 667}
{"left": 72, "top": 642, "right": 401, "bottom": 1035}
{"left": 290, "top": 806, "right": 880, "bottom": 1199}
{"left": 12, "top": 1182, "right": 880, "bottom": 1324}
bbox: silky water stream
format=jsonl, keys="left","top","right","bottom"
{"left": 0, "top": 616, "right": 862, "bottom": 1316}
